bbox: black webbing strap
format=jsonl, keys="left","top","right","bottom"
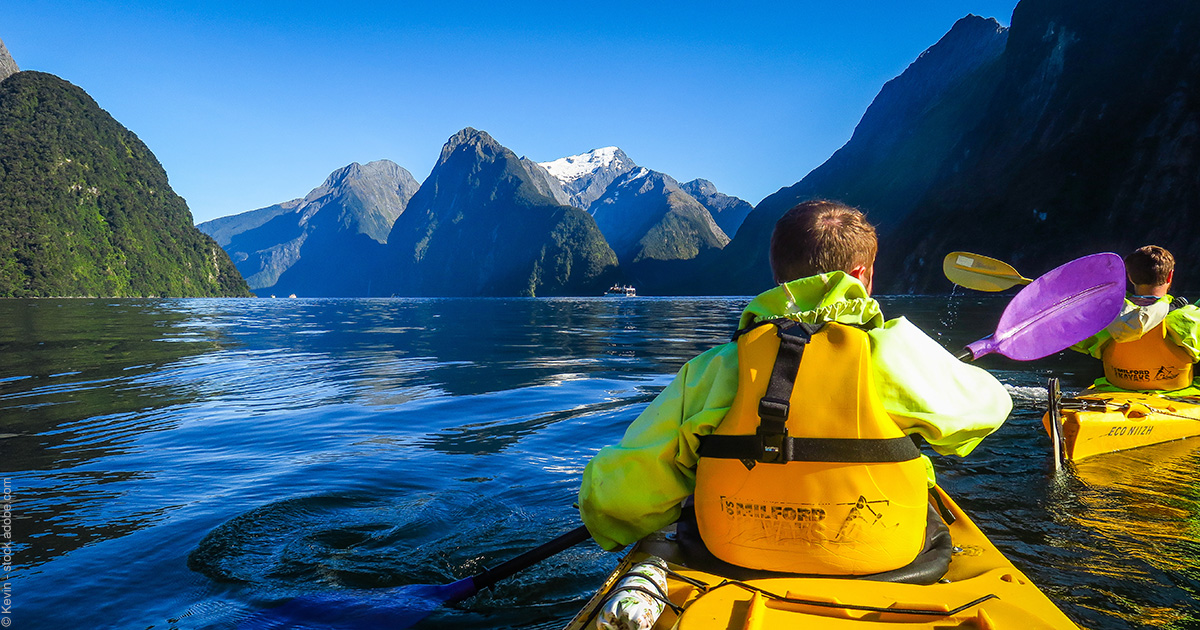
{"left": 929, "top": 488, "right": 958, "bottom": 526}
{"left": 754, "top": 319, "right": 820, "bottom": 463}
{"left": 699, "top": 434, "right": 921, "bottom": 463}
{"left": 703, "top": 317, "right": 922, "bottom": 466}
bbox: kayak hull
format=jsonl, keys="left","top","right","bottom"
{"left": 565, "top": 486, "right": 1077, "bottom": 629}
{"left": 1041, "top": 389, "right": 1200, "bottom": 461}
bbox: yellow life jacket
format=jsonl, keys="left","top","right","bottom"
{"left": 693, "top": 319, "right": 929, "bottom": 575}
{"left": 1102, "top": 322, "right": 1193, "bottom": 391}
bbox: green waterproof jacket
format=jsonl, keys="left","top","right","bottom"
{"left": 1071, "top": 295, "right": 1200, "bottom": 393}
{"left": 578, "top": 273, "right": 1014, "bottom": 550}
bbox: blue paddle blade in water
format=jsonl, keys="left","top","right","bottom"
{"left": 240, "top": 578, "right": 477, "bottom": 630}
{"left": 234, "top": 526, "right": 592, "bottom": 629}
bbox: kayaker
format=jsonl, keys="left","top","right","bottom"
{"left": 578, "top": 200, "right": 1012, "bottom": 577}
{"left": 1071, "top": 245, "right": 1200, "bottom": 392}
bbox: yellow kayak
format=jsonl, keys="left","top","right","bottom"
{"left": 564, "top": 486, "right": 1078, "bottom": 629}
{"left": 1042, "top": 378, "right": 1200, "bottom": 462}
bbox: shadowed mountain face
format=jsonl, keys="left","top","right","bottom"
{"left": 379, "top": 128, "right": 617, "bottom": 297}
{"left": 681, "top": 178, "right": 753, "bottom": 238}
{"left": 0, "top": 71, "right": 249, "bottom": 297}
{"left": 590, "top": 167, "right": 729, "bottom": 265}
{"left": 882, "top": 0, "right": 1200, "bottom": 293}
{"left": 710, "top": 0, "right": 1200, "bottom": 296}
{"left": 708, "top": 14, "right": 1009, "bottom": 295}
{"left": 198, "top": 160, "right": 419, "bottom": 296}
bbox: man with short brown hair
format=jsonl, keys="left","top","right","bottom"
{"left": 1074, "top": 245, "right": 1200, "bottom": 391}
{"left": 578, "top": 200, "right": 1011, "bottom": 577}
{"left": 769, "top": 199, "right": 878, "bottom": 288}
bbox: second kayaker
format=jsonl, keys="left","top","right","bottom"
{"left": 578, "top": 200, "right": 1012, "bottom": 578}
{"left": 1071, "top": 245, "right": 1200, "bottom": 392}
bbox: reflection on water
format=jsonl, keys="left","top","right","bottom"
{"left": 1052, "top": 439, "right": 1200, "bottom": 628}
{"left": 0, "top": 296, "right": 1197, "bottom": 629}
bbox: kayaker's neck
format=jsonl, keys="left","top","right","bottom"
{"left": 1131, "top": 283, "right": 1170, "bottom": 298}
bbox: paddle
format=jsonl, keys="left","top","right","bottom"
{"left": 238, "top": 253, "right": 1124, "bottom": 628}
{"left": 943, "top": 251, "right": 1034, "bottom": 292}
{"left": 241, "top": 524, "right": 592, "bottom": 630}
{"left": 957, "top": 253, "right": 1126, "bottom": 361}
{"left": 1047, "top": 377, "right": 1067, "bottom": 472}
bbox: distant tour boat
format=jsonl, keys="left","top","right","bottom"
{"left": 605, "top": 284, "right": 636, "bottom": 297}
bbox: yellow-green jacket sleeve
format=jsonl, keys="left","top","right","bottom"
{"left": 869, "top": 317, "right": 1012, "bottom": 457}
{"left": 578, "top": 342, "right": 739, "bottom": 550}
{"left": 1165, "top": 304, "right": 1200, "bottom": 361}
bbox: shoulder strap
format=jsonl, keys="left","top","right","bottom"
{"left": 702, "top": 318, "right": 919, "bottom": 467}
{"left": 756, "top": 319, "right": 822, "bottom": 455}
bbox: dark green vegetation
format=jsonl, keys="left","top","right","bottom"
{"left": 0, "top": 71, "right": 249, "bottom": 297}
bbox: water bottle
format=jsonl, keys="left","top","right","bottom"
{"left": 594, "top": 555, "right": 669, "bottom": 630}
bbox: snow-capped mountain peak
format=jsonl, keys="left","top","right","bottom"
{"left": 539, "top": 147, "right": 629, "bottom": 183}
{"left": 537, "top": 147, "right": 637, "bottom": 210}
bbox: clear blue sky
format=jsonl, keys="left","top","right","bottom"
{"left": 4, "top": 1, "right": 1018, "bottom": 225}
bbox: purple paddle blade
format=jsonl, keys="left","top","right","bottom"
{"left": 964, "top": 253, "right": 1125, "bottom": 361}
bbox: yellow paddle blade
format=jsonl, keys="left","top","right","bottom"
{"left": 943, "top": 251, "right": 1034, "bottom": 291}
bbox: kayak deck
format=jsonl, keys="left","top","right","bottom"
{"left": 565, "top": 487, "right": 1077, "bottom": 629}
{"left": 1042, "top": 388, "right": 1200, "bottom": 461}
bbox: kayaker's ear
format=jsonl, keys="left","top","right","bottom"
{"left": 849, "top": 262, "right": 874, "bottom": 295}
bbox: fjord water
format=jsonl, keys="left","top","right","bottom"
{"left": 2, "top": 297, "right": 1198, "bottom": 629}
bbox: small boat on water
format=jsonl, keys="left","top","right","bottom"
{"left": 564, "top": 485, "right": 1078, "bottom": 629}
{"left": 1043, "top": 377, "right": 1200, "bottom": 464}
{"left": 605, "top": 284, "right": 636, "bottom": 297}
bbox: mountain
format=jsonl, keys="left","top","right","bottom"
{"left": 0, "top": 71, "right": 249, "bottom": 297}
{"left": 591, "top": 167, "right": 729, "bottom": 265}
{"left": 680, "top": 178, "right": 753, "bottom": 237}
{"left": 882, "top": 0, "right": 1200, "bottom": 293}
{"left": 378, "top": 128, "right": 617, "bottom": 297}
{"left": 708, "top": 14, "right": 1009, "bottom": 295}
{"left": 0, "top": 38, "right": 17, "bottom": 83}
{"left": 198, "top": 160, "right": 418, "bottom": 295}
{"left": 519, "top": 157, "right": 572, "bottom": 206}
{"left": 539, "top": 147, "right": 637, "bottom": 210}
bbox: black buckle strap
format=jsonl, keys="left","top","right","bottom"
{"left": 755, "top": 424, "right": 789, "bottom": 464}
{"left": 752, "top": 319, "right": 822, "bottom": 464}
{"left": 699, "top": 434, "right": 921, "bottom": 464}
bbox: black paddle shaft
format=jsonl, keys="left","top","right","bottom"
{"left": 473, "top": 525, "right": 593, "bottom": 591}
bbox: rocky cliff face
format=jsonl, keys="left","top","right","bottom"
{"left": 708, "top": 15, "right": 1009, "bottom": 295}
{"left": 198, "top": 160, "right": 419, "bottom": 295}
{"left": 0, "top": 38, "right": 17, "bottom": 83}
{"left": 882, "top": 0, "right": 1200, "bottom": 293}
{"left": 379, "top": 128, "right": 617, "bottom": 297}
